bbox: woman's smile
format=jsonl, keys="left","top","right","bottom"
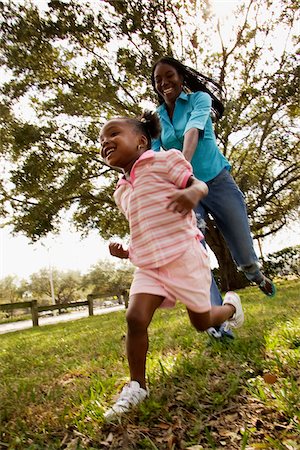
{"left": 154, "top": 62, "right": 184, "bottom": 105}
{"left": 162, "top": 87, "right": 173, "bottom": 95}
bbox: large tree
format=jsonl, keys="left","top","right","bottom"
{"left": 0, "top": 0, "right": 299, "bottom": 289}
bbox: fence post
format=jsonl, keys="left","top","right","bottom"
{"left": 87, "top": 296, "right": 94, "bottom": 316}
{"left": 31, "top": 300, "right": 39, "bottom": 327}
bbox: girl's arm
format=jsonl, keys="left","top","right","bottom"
{"left": 109, "top": 242, "right": 129, "bottom": 259}
{"left": 166, "top": 176, "right": 208, "bottom": 216}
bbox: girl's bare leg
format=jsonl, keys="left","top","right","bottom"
{"left": 126, "top": 293, "right": 164, "bottom": 389}
{"left": 187, "top": 304, "right": 235, "bottom": 332}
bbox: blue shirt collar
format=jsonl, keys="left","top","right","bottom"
{"left": 177, "top": 91, "right": 189, "bottom": 101}
{"left": 157, "top": 91, "right": 189, "bottom": 114}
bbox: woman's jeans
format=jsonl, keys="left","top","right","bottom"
{"left": 195, "top": 169, "right": 262, "bottom": 309}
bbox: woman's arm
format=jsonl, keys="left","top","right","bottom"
{"left": 182, "top": 128, "right": 200, "bottom": 162}
{"left": 182, "top": 92, "right": 212, "bottom": 162}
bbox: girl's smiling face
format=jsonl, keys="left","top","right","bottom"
{"left": 100, "top": 119, "right": 146, "bottom": 172}
{"left": 153, "top": 63, "right": 184, "bottom": 105}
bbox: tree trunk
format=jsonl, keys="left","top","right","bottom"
{"left": 205, "top": 216, "right": 250, "bottom": 292}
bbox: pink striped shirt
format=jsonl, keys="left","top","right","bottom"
{"left": 114, "top": 149, "right": 203, "bottom": 269}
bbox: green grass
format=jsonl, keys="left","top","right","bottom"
{"left": 0, "top": 313, "right": 32, "bottom": 324}
{"left": 0, "top": 279, "right": 299, "bottom": 450}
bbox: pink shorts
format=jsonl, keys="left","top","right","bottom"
{"left": 130, "top": 238, "right": 212, "bottom": 313}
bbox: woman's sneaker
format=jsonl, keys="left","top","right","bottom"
{"left": 223, "top": 291, "right": 244, "bottom": 331}
{"left": 258, "top": 275, "right": 276, "bottom": 297}
{"left": 206, "top": 326, "right": 235, "bottom": 340}
{"left": 206, "top": 327, "right": 223, "bottom": 339}
{"left": 104, "top": 381, "right": 148, "bottom": 420}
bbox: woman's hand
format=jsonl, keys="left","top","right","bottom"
{"left": 109, "top": 242, "right": 129, "bottom": 259}
{"left": 166, "top": 179, "right": 208, "bottom": 216}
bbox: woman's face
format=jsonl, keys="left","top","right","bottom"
{"left": 153, "top": 63, "right": 184, "bottom": 105}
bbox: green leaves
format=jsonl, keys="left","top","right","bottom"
{"left": 0, "top": 0, "right": 299, "bottom": 245}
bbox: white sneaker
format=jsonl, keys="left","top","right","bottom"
{"left": 104, "top": 381, "right": 148, "bottom": 420}
{"left": 206, "top": 327, "right": 222, "bottom": 339}
{"left": 223, "top": 291, "right": 244, "bottom": 330}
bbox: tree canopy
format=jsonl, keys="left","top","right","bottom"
{"left": 0, "top": 0, "right": 299, "bottom": 286}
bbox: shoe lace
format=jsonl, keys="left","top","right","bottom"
{"left": 115, "top": 385, "right": 140, "bottom": 406}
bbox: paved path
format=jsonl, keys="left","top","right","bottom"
{"left": 0, "top": 305, "right": 125, "bottom": 335}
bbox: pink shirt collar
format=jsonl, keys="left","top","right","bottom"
{"left": 117, "top": 150, "right": 155, "bottom": 186}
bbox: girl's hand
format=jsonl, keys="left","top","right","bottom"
{"left": 166, "top": 179, "right": 208, "bottom": 216}
{"left": 109, "top": 242, "right": 129, "bottom": 259}
{"left": 166, "top": 189, "right": 200, "bottom": 216}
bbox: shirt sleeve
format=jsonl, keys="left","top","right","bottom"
{"left": 113, "top": 180, "right": 128, "bottom": 216}
{"left": 165, "top": 149, "right": 193, "bottom": 188}
{"left": 184, "top": 92, "right": 212, "bottom": 134}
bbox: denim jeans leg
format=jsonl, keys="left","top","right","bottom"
{"left": 196, "top": 205, "right": 234, "bottom": 338}
{"left": 201, "top": 169, "right": 262, "bottom": 283}
{"left": 195, "top": 204, "right": 223, "bottom": 308}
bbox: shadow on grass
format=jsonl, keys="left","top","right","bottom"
{"left": 0, "top": 280, "right": 299, "bottom": 449}
{"left": 93, "top": 280, "right": 300, "bottom": 449}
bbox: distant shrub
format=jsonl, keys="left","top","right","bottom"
{"left": 261, "top": 245, "right": 300, "bottom": 278}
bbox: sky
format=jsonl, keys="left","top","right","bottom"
{"left": 0, "top": 224, "right": 112, "bottom": 280}
{"left": 1, "top": 0, "right": 299, "bottom": 281}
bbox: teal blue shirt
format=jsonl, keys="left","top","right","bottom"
{"left": 152, "top": 91, "right": 230, "bottom": 182}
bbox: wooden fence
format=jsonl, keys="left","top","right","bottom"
{"left": 0, "top": 298, "right": 94, "bottom": 327}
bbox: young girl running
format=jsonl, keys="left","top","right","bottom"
{"left": 99, "top": 110, "right": 244, "bottom": 420}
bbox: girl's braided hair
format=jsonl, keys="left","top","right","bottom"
{"left": 151, "top": 56, "right": 224, "bottom": 120}
{"left": 125, "top": 110, "right": 161, "bottom": 148}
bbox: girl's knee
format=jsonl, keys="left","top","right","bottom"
{"left": 126, "top": 309, "right": 148, "bottom": 332}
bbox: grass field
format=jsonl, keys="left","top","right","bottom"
{"left": 0, "top": 279, "right": 299, "bottom": 450}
